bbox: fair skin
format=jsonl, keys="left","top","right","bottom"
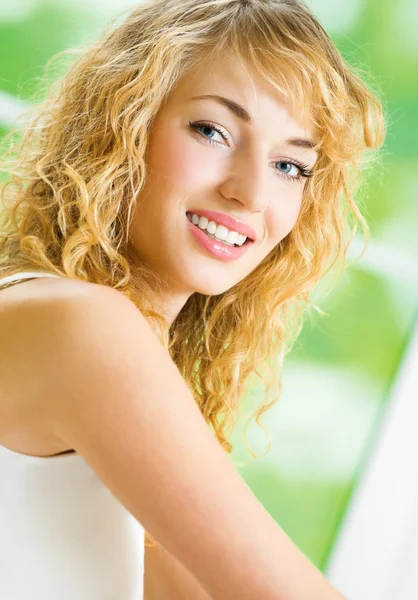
{"left": 135, "top": 54, "right": 318, "bottom": 596}
{"left": 128, "top": 52, "right": 317, "bottom": 326}
{"left": 0, "top": 53, "right": 345, "bottom": 599}
{"left": 0, "top": 283, "right": 346, "bottom": 599}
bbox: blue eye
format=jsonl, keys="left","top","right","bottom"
{"left": 273, "top": 160, "right": 313, "bottom": 182}
{"left": 276, "top": 162, "right": 295, "bottom": 174}
{"left": 189, "top": 121, "right": 229, "bottom": 144}
{"left": 189, "top": 121, "right": 313, "bottom": 183}
{"left": 199, "top": 125, "right": 218, "bottom": 139}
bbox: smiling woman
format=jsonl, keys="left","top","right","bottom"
{"left": 126, "top": 48, "right": 322, "bottom": 299}
{"left": 0, "top": 0, "right": 384, "bottom": 599}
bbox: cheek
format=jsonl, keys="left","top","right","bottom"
{"left": 147, "top": 129, "right": 211, "bottom": 192}
{"left": 268, "top": 191, "right": 303, "bottom": 243}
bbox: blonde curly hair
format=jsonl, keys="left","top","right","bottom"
{"left": 0, "top": 0, "right": 384, "bottom": 546}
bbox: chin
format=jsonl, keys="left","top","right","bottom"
{"left": 191, "top": 279, "right": 236, "bottom": 297}
{"left": 177, "top": 263, "right": 241, "bottom": 297}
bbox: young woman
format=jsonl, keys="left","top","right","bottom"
{"left": 0, "top": 0, "right": 384, "bottom": 598}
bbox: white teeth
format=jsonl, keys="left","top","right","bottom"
{"left": 207, "top": 221, "right": 217, "bottom": 234}
{"left": 226, "top": 230, "right": 239, "bottom": 245}
{"left": 188, "top": 213, "right": 247, "bottom": 246}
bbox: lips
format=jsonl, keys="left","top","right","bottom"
{"left": 186, "top": 213, "right": 254, "bottom": 261}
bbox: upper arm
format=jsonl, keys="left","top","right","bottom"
{"left": 144, "top": 539, "right": 212, "bottom": 600}
{"left": 16, "top": 285, "right": 345, "bottom": 600}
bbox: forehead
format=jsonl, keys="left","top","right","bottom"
{"left": 166, "top": 51, "right": 313, "bottom": 138}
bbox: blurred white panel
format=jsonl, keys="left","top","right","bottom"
{"left": 0, "top": 91, "right": 28, "bottom": 127}
{"left": 393, "top": 0, "right": 418, "bottom": 55}
{"left": 347, "top": 234, "right": 418, "bottom": 285}
{"left": 387, "top": 513, "right": 418, "bottom": 600}
{"left": 234, "top": 362, "right": 381, "bottom": 481}
{"left": 325, "top": 320, "right": 418, "bottom": 600}
{"left": 0, "top": 0, "right": 37, "bottom": 23}
{"left": 372, "top": 173, "right": 418, "bottom": 262}
{"left": 306, "top": 0, "right": 364, "bottom": 33}
{"left": 53, "top": 0, "right": 139, "bottom": 16}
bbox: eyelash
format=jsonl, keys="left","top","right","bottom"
{"left": 189, "top": 120, "right": 313, "bottom": 183}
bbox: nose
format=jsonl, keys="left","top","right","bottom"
{"left": 217, "top": 145, "right": 270, "bottom": 213}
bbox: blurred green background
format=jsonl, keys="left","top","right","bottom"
{"left": 1, "top": 0, "right": 417, "bottom": 571}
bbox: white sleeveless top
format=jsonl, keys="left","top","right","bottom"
{"left": 0, "top": 271, "right": 145, "bottom": 600}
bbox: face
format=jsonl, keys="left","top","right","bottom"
{"left": 128, "top": 52, "right": 317, "bottom": 301}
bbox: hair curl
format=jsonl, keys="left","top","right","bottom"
{"left": 0, "top": 0, "right": 384, "bottom": 546}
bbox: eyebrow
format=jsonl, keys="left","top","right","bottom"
{"left": 190, "top": 94, "right": 317, "bottom": 151}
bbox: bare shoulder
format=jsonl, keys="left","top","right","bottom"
{"left": 0, "top": 276, "right": 344, "bottom": 598}
{"left": 0, "top": 275, "right": 143, "bottom": 343}
{"left": 0, "top": 276, "right": 143, "bottom": 449}
{"left": 0, "top": 274, "right": 150, "bottom": 396}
